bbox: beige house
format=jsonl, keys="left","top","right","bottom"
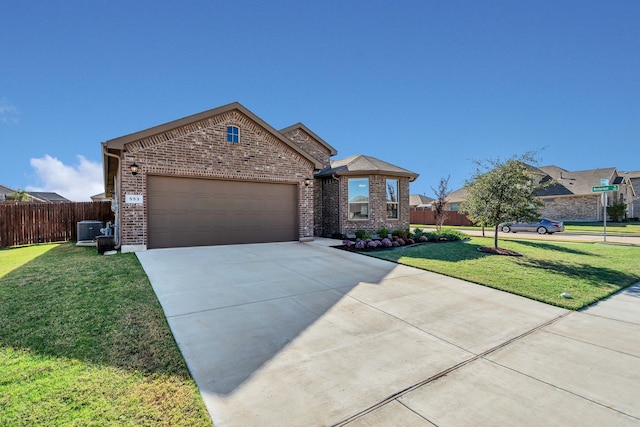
{"left": 446, "top": 165, "right": 637, "bottom": 222}
{"left": 101, "top": 102, "right": 418, "bottom": 251}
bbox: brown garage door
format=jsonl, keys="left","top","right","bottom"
{"left": 147, "top": 176, "right": 298, "bottom": 249}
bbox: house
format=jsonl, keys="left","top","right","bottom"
{"left": 0, "top": 185, "right": 14, "bottom": 202}
{"left": 445, "top": 165, "right": 637, "bottom": 222}
{"left": 622, "top": 171, "right": 640, "bottom": 219}
{"left": 101, "top": 102, "right": 418, "bottom": 252}
{"left": 409, "top": 194, "right": 434, "bottom": 208}
{"left": 26, "top": 192, "right": 70, "bottom": 203}
{"left": 0, "top": 185, "right": 69, "bottom": 203}
{"left": 90, "top": 192, "right": 109, "bottom": 202}
{"left": 536, "top": 166, "right": 635, "bottom": 221}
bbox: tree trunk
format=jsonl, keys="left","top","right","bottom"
{"left": 494, "top": 224, "right": 500, "bottom": 248}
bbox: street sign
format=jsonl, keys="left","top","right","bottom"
{"left": 592, "top": 185, "right": 619, "bottom": 192}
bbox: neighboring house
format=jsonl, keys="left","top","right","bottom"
{"left": 0, "top": 185, "right": 69, "bottom": 203}
{"left": 537, "top": 166, "right": 635, "bottom": 221}
{"left": 90, "top": 192, "right": 109, "bottom": 202}
{"left": 622, "top": 171, "right": 640, "bottom": 219}
{"left": 26, "top": 192, "right": 70, "bottom": 203}
{"left": 101, "top": 102, "right": 418, "bottom": 252}
{"left": 409, "top": 194, "right": 434, "bottom": 208}
{"left": 0, "top": 185, "right": 15, "bottom": 202}
{"left": 445, "top": 165, "right": 637, "bottom": 222}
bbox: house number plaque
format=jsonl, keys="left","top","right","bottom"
{"left": 125, "top": 194, "right": 143, "bottom": 204}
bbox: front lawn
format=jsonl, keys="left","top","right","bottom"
{"left": 0, "top": 243, "right": 211, "bottom": 426}
{"left": 364, "top": 238, "right": 640, "bottom": 309}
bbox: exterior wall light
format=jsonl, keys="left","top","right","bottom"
{"left": 304, "top": 177, "right": 311, "bottom": 187}
{"left": 130, "top": 163, "right": 139, "bottom": 175}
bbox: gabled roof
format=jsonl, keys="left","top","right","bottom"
{"left": 279, "top": 122, "right": 337, "bottom": 156}
{"left": 103, "top": 102, "right": 322, "bottom": 169}
{"left": 27, "top": 192, "right": 70, "bottom": 203}
{"left": 0, "top": 184, "right": 16, "bottom": 194}
{"left": 410, "top": 194, "right": 434, "bottom": 206}
{"left": 315, "top": 154, "right": 419, "bottom": 181}
{"left": 446, "top": 186, "right": 468, "bottom": 204}
{"left": 102, "top": 102, "right": 325, "bottom": 196}
{"left": 623, "top": 170, "right": 640, "bottom": 179}
{"left": 536, "top": 166, "right": 617, "bottom": 197}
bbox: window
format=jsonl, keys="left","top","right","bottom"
{"left": 450, "top": 203, "right": 459, "bottom": 212}
{"left": 227, "top": 125, "right": 239, "bottom": 143}
{"left": 386, "top": 179, "right": 398, "bottom": 219}
{"left": 348, "top": 178, "right": 369, "bottom": 219}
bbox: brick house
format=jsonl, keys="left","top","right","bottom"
{"left": 445, "top": 165, "right": 637, "bottom": 222}
{"left": 623, "top": 171, "right": 640, "bottom": 219}
{"left": 102, "top": 102, "right": 418, "bottom": 251}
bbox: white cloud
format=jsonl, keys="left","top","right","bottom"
{"left": 27, "top": 155, "right": 103, "bottom": 202}
{"left": 0, "top": 98, "right": 19, "bottom": 124}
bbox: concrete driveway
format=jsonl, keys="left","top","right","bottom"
{"left": 136, "top": 239, "right": 640, "bottom": 426}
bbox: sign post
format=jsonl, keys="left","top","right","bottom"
{"left": 591, "top": 182, "right": 618, "bottom": 242}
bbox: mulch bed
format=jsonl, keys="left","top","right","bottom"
{"left": 477, "top": 247, "right": 522, "bottom": 257}
{"left": 332, "top": 239, "right": 469, "bottom": 253}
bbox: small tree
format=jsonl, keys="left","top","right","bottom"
{"left": 461, "top": 152, "right": 549, "bottom": 249}
{"left": 9, "top": 189, "right": 31, "bottom": 202}
{"left": 431, "top": 175, "right": 451, "bottom": 233}
{"left": 607, "top": 202, "right": 627, "bottom": 222}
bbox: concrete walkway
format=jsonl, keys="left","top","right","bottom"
{"left": 136, "top": 239, "right": 640, "bottom": 426}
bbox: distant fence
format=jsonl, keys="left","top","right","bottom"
{"left": 0, "top": 202, "right": 114, "bottom": 247}
{"left": 410, "top": 207, "right": 475, "bottom": 226}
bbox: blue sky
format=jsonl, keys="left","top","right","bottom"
{"left": 1, "top": 1, "right": 638, "bottom": 201}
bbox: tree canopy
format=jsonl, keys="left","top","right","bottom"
{"left": 461, "top": 152, "right": 548, "bottom": 248}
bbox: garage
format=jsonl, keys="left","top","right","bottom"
{"left": 147, "top": 176, "right": 298, "bottom": 249}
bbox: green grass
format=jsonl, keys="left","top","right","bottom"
{"left": 364, "top": 238, "right": 640, "bottom": 310}
{"left": 563, "top": 221, "right": 640, "bottom": 235}
{"left": 0, "top": 243, "right": 211, "bottom": 426}
{"left": 412, "top": 222, "right": 640, "bottom": 235}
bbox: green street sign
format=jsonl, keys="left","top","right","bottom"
{"left": 592, "top": 185, "right": 619, "bottom": 192}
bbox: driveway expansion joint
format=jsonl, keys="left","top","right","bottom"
{"left": 333, "top": 311, "right": 572, "bottom": 426}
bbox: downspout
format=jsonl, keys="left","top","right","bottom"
{"left": 332, "top": 174, "right": 341, "bottom": 234}
{"left": 103, "top": 146, "right": 122, "bottom": 249}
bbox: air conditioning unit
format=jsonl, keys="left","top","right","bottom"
{"left": 77, "top": 220, "right": 105, "bottom": 241}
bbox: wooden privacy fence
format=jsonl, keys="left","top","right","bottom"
{"left": 410, "top": 207, "right": 475, "bottom": 226}
{"left": 0, "top": 202, "right": 114, "bottom": 247}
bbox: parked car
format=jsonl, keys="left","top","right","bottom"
{"left": 500, "top": 218, "right": 564, "bottom": 235}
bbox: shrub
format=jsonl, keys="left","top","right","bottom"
{"left": 392, "top": 241, "right": 400, "bottom": 247}
{"left": 376, "top": 226, "right": 390, "bottom": 237}
{"left": 418, "top": 235, "right": 428, "bottom": 242}
{"left": 392, "top": 229, "right": 406, "bottom": 239}
{"left": 355, "top": 230, "right": 367, "bottom": 240}
{"left": 425, "top": 232, "right": 438, "bottom": 242}
{"left": 381, "top": 238, "right": 393, "bottom": 247}
{"left": 439, "top": 230, "right": 466, "bottom": 241}
{"left": 367, "top": 240, "right": 381, "bottom": 248}
{"left": 396, "top": 238, "right": 405, "bottom": 246}
{"left": 342, "top": 239, "right": 354, "bottom": 248}
{"left": 354, "top": 240, "right": 366, "bottom": 250}
{"left": 406, "top": 238, "right": 415, "bottom": 245}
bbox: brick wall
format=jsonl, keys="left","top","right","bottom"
{"left": 630, "top": 178, "right": 640, "bottom": 218}
{"left": 119, "top": 110, "right": 315, "bottom": 247}
{"left": 322, "top": 175, "right": 411, "bottom": 236}
{"left": 540, "top": 195, "right": 601, "bottom": 221}
{"left": 281, "top": 128, "right": 333, "bottom": 168}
